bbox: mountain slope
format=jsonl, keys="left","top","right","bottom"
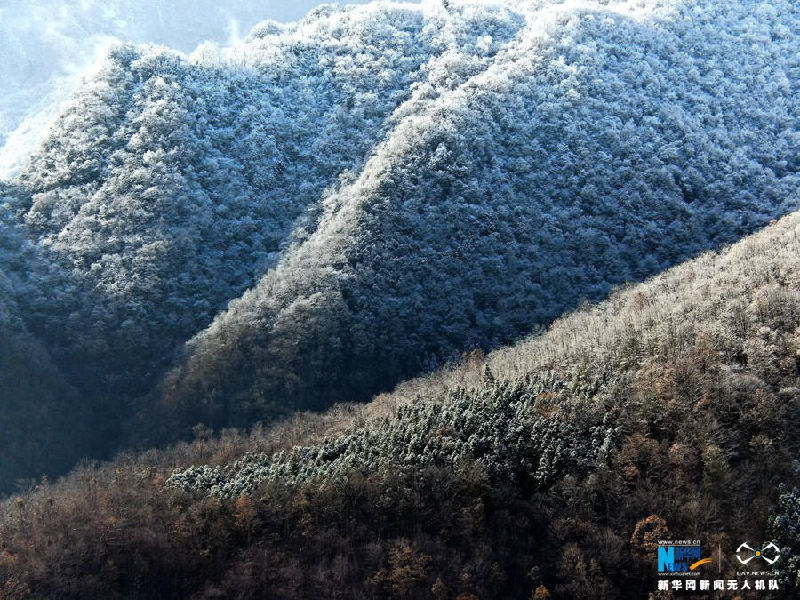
{"left": 11, "top": 2, "right": 484, "bottom": 396}
{"left": 0, "top": 0, "right": 797, "bottom": 489}
{"left": 1, "top": 2, "right": 524, "bottom": 484}
{"left": 165, "top": 209, "right": 799, "bottom": 596}
{"left": 158, "top": 0, "right": 798, "bottom": 432}
{"left": 171, "top": 210, "right": 800, "bottom": 497}
{"left": 1, "top": 212, "right": 796, "bottom": 599}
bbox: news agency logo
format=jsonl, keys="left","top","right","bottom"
{"left": 657, "top": 541, "right": 712, "bottom": 575}
{"left": 655, "top": 539, "right": 784, "bottom": 593}
{"left": 736, "top": 542, "right": 781, "bottom": 566}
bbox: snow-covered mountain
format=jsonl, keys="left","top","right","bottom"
{"left": 0, "top": 0, "right": 383, "bottom": 177}
{"left": 0, "top": 0, "right": 796, "bottom": 488}
{"left": 155, "top": 0, "right": 798, "bottom": 431}
{"left": 2, "top": 208, "right": 796, "bottom": 598}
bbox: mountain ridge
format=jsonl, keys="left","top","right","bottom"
{"left": 169, "top": 209, "right": 799, "bottom": 498}
{"left": 0, "top": 0, "right": 797, "bottom": 490}
{"left": 156, "top": 0, "right": 797, "bottom": 433}
{"left": 0, "top": 210, "right": 796, "bottom": 598}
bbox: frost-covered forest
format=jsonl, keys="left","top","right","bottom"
{"left": 0, "top": 0, "right": 798, "bottom": 595}
{"left": 0, "top": 0, "right": 376, "bottom": 177}
{"left": 0, "top": 0, "right": 796, "bottom": 495}
{"left": 1, "top": 207, "right": 797, "bottom": 598}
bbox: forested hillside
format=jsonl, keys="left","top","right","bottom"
{"left": 1, "top": 212, "right": 796, "bottom": 598}
{"left": 0, "top": 0, "right": 797, "bottom": 491}
{"left": 157, "top": 0, "right": 798, "bottom": 436}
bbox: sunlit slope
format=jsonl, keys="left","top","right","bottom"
{"left": 0, "top": 0, "right": 381, "bottom": 178}
{"left": 0, "top": 213, "right": 795, "bottom": 599}
{"left": 171, "top": 209, "right": 800, "bottom": 498}
{"left": 159, "top": 0, "right": 797, "bottom": 431}
{"left": 0, "top": 0, "right": 796, "bottom": 486}
{"left": 0, "top": 1, "right": 526, "bottom": 488}
{"left": 7, "top": 2, "right": 522, "bottom": 403}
